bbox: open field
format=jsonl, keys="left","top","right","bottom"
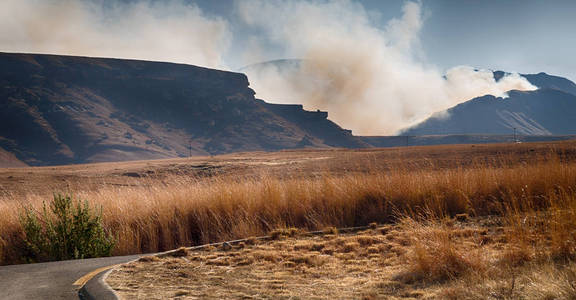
{"left": 1, "top": 141, "right": 576, "bottom": 267}
{"left": 2, "top": 141, "right": 575, "bottom": 196}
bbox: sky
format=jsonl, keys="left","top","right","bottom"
{"left": 2, "top": 0, "right": 575, "bottom": 79}
{"left": 419, "top": 0, "right": 576, "bottom": 81}
{"left": 1, "top": 0, "right": 574, "bottom": 134}
{"left": 192, "top": 0, "right": 576, "bottom": 81}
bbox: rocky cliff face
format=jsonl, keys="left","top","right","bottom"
{"left": 0, "top": 53, "right": 366, "bottom": 166}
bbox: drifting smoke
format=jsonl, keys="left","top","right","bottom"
{"left": 0, "top": 0, "right": 538, "bottom": 135}
{"left": 237, "top": 0, "right": 538, "bottom": 135}
{"left": 0, "top": 0, "right": 230, "bottom": 68}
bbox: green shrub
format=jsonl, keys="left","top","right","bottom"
{"left": 20, "top": 194, "right": 114, "bottom": 262}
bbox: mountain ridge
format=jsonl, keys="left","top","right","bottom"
{"left": 3, "top": 53, "right": 576, "bottom": 166}
{"left": 0, "top": 52, "right": 367, "bottom": 166}
{"left": 402, "top": 88, "right": 576, "bottom": 136}
{"left": 400, "top": 69, "right": 576, "bottom": 136}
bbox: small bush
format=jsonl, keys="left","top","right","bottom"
{"left": 20, "top": 194, "right": 114, "bottom": 262}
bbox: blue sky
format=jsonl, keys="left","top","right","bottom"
{"left": 419, "top": 0, "right": 576, "bottom": 80}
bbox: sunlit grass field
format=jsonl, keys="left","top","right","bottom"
{"left": 1, "top": 141, "right": 576, "bottom": 270}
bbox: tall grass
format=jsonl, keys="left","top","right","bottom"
{"left": 1, "top": 154, "right": 576, "bottom": 265}
{"left": 406, "top": 189, "right": 576, "bottom": 299}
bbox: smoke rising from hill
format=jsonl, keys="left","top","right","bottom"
{"left": 0, "top": 0, "right": 537, "bottom": 135}
{"left": 238, "top": 0, "right": 537, "bottom": 135}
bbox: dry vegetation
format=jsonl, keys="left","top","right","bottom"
{"left": 2, "top": 141, "right": 576, "bottom": 297}
{"left": 108, "top": 226, "right": 418, "bottom": 299}
{"left": 108, "top": 210, "right": 576, "bottom": 299}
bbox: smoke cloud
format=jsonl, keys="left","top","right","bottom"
{"left": 0, "top": 0, "right": 230, "bottom": 68}
{"left": 0, "top": 0, "right": 538, "bottom": 135}
{"left": 237, "top": 0, "right": 537, "bottom": 135}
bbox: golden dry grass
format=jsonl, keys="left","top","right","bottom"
{"left": 1, "top": 142, "right": 576, "bottom": 266}
{"left": 107, "top": 227, "right": 415, "bottom": 299}
{"left": 107, "top": 207, "right": 576, "bottom": 299}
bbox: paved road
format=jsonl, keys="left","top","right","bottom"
{"left": 0, "top": 255, "right": 141, "bottom": 300}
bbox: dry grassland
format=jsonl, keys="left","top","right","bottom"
{"left": 108, "top": 209, "right": 576, "bottom": 299}
{"left": 1, "top": 141, "right": 576, "bottom": 269}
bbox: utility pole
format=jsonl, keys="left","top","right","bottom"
{"left": 513, "top": 128, "right": 517, "bottom": 143}
{"left": 189, "top": 140, "right": 192, "bottom": 158}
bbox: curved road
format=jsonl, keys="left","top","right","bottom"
{"left": 0, "top": 255, "right": 141, "bottom": 299}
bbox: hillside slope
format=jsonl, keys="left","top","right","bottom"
{"left": 0, "top": 53, "right": 366, "bottom": 166}
{"left": 243, "top": 60, "right": 576, "bottom": 137}
{"left": 495, "top": 71, "right": 576, "bottom": 96}
{"left": 0, "top": 147, "right": 27, "bottom": 168}
{"left": 402, "top": 89, "right": 576, "bottom": 135}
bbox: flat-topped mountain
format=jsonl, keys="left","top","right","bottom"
{"left": 0, "top": 53, "right": 366, "bottom": 166}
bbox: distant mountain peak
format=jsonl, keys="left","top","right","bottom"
{"left": 402, "top": 74, "right": 576, "bottom": 136}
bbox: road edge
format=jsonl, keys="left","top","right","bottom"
{"left": 78, "top": 267, "right": 119, "bottom": 300}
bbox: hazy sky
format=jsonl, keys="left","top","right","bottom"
{"left": 2, "top": 0, "right": 575, "bottom": 80}
{"left": 193, "top": 0, "right": 576, "bottom": 80}
{"left": 1, "top": 0, "right": 574, "bottom": 134}
{"left": 419, "top": 0, "right": 576, "bottom": 81}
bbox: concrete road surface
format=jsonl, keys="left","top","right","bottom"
{"left": 0, "top": 255, "right": 141, "bottom": 299}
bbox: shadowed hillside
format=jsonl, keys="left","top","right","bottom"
{"left": 4, "top": 53, "right": 576, "bottom": 166}
{"left": 0, "top": 53, "right": 366, "bottom": 166}
{"left": 402, "top": 89, "right": 576, "bottom": 136}
{"left": 401, "top": 70, "right": 576, "bottom": 136}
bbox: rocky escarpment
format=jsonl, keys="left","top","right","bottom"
{"left": 0, "top": 52, "right": 366, "bottom": 166}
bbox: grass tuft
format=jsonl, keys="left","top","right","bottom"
{"left": 399, "top": 218, "right": 487, "bottom": 283}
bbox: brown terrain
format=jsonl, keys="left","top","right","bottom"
{"left": 3, "top": 52, "right": 576, "bottom": 168}
{"left": 2, "top": 35, "right": 576, "bottom": 300}
{"left": 2, "top": 141, "right": 576, "bottom": 299}
{"left": 0, "top": 148, "right": 27, "bottom": 168}
{"left": 1, "top": 141, "right": 574, "bottom": 196}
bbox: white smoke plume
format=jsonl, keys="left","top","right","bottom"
{"left": 0, "top": 0, "right": 538, "bottom": 135}
{"left": 0, "top": 0, "right": 230, "bottom": 69}
{"left": 237, "top": 0, "right": 537, "bottom": 135}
